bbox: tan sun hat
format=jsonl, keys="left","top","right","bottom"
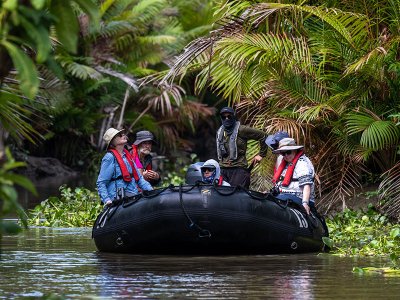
{"left": 272, "top": 138, "right": 304, "bottom": 154}
{"left": 103, "top": 127, "right": 124, "bottom": 149}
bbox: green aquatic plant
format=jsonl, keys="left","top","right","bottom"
{"left": 324, "top": 206, "right": 400, "bottom": 274}
{"left": 28, "top": 185, "right": 102, "bottom": 227}
{"left": 325, "top": 206, "right": 400, "bottom": 257}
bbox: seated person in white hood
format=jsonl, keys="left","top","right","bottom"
{"left": 200, "top": 159, "right": 230, "bottom": 186}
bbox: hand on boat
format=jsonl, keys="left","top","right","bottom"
{"left": 105, "top": 200, "right": 112, "bottom": 206}
{"left": 302, "top": 202, "right": 310, "bottom": 215}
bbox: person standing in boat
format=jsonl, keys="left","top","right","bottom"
{"left": 271, "top": 138, "right": 315, "bottom": 215}
{"left": 216, "top": 107, "right": 268, "bottom": 189}
{"left": 97, "top": 128, "right": 153, "bottom": 206}
{"left": 200, "top": 159, "right": 230, "bottom": 186}
{"left": 131, "top": 130, "right": 161, "bottom": 187}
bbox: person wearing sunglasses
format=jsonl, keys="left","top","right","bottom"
{"left": 216, "top": 107, "right": 268, "bottom": 189}
{"left": 200, "top": 159, "right": 230, "bottom": 186}
{"left": 271, "top": 138, "right": 315, "bottom": 215}
{"left": 97, "top": 127, "right": 153, "bottom": 206}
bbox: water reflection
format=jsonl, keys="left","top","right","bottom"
{"left": 1, "top": 227, "right": 400, "bottom": 299}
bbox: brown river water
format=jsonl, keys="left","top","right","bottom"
{"left": 1, "top": 226, "right": 399, "bottom": 299}
{"left": 2, "top": 177, "right": 399, "bottom": 299}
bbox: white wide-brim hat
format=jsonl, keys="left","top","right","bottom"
{"left": 103, "top": 128, "right": 124, "bottom": 149}
{"left": 272, "top": 138, "right": 304, "bottom": 154}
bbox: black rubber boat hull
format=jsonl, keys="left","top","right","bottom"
{"left": 92, "top": 185, "right": 328, "bottom": 254}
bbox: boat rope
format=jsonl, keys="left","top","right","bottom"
{"left": 212, "top": 184, "right": 239, "bottom": 196}
{"left": 178, "top": 183, "right": 211, "bottom": 238}
{"left": 142, "top": 185, "right": 174, "bottom": 198}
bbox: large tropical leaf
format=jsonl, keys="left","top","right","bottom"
{"left": 346, "top": 110, "right": 400, "bottom": 151}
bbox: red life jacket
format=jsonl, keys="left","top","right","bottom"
{"left": 131, "top": 144, "right": 152, "bottom": 171}
{"left": 272, "top": 150, "right": 304, "bottom": 187}
{"left": 109, "top": 148, "right": 139, "bottom": 182}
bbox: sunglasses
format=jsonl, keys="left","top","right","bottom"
{"left": 116, "top": 132, "right": 126, "bottom": 138}
{"left": 281, "top": 150, "right": 293, "bottom": 156}
{"left": 221, "top": 114, "right": 233, "bottom": 120}
{"left": 202, "top": 167, "right": 215, "bottom": 172}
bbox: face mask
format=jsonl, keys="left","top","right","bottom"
{"left": 221, "top": 115, "right": 235, "bottom": 128}
{"left": 202, "top": 171, "right": 216, "bottom": 184}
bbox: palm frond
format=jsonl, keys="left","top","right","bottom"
{"left": 139, "top": 83, "right": 185, "bottom": 116}
{"left": 346, "top": 110, "right": 400, "bottom": 151}
{"left": 100, "top": 21, "right": 137, "bottom": 39}
{"left": 344, "top": 46, "right": 387, "bottom": 75}
{"left": 378, "top": 161, "right": 400, "bottom": 221}
{"left": 0, "top": 91, "right": 42, "bottom": 144}
{"left": 129, "top": 0, "right": 168, "bottom": 25}
{"left": 61, "top": 61, "right": 103, "bottom": 80}
{"left": 248, "top": 3, "right": 370, "bottom": 47}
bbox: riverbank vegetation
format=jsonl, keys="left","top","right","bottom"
{"left": 1, "top": 0, "right": 399, "bottom": 275}
{"left": 1, "top": 0, "right": 399, "bottom": 219}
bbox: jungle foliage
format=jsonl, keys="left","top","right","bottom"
{"left": 1, "top": 0, "right": 400, "bottom": 225}
{"left": 1, "top": 0, "right": 216, "bottom": 172}
{"left": 163, "top": 0, "right": 400, "bottom": 220}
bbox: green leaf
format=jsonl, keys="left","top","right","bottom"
{"left": 73, "top": 0, "right": 100, "bottom": 29}
{"left": 50, "top": 0, "right": 79, "bottom": 53}
{"left": 352, "top": 267, "right": 365, "bottom": 274}
{"left": 3, "top": 0, "right": 18, "bottom": 10}
{"left": 30, "top": 0, "right": 46, "bottom": 10}
{"left": 3, "top": 173, "right": 37, "bottom": 196}
{"left": 322, "top": 236, "right": 334, "bottom": 248}
{"left": 0, "top": 40, "right": 39, "bottom": 98}
{"left": 390, "top": 228, "right": 400, "bottom": 239}
{"left": 19, "top": 15, "right": 51, "bottom": 63}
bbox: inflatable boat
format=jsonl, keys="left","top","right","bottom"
{"left": 92, "top": 184, "right": 329, "bottom": 254}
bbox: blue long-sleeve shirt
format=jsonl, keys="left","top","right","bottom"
{"left": 96, "top": 152, "right": 153, "bottom": 204}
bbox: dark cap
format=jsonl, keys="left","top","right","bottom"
{"left": 134, "top": 130, "right": 156, "bottom": 146}
{"left": 219, "top": 107, "right": 235, "bottom": 116}
{"left": 265, "top": 131, "right": 289, "bottom": 150}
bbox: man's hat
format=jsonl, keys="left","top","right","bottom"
{"left": 265, "top": 131, "right": 289, "bottom": 150}
{"left": 134, "top": 130, "right": 156, "bottom": 146}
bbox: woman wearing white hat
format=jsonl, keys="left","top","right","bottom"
{"left": 96, "top": 128, "right": 153, "bottom": 206}
{"left": 271, "top": 138, "right": 315, "bottom": 215}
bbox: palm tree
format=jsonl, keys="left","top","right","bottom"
{"left": 0, "top": 0, "right": 99, "bottom": 162}
{"left": 163, "top": 0, "right": 400, "bottom": 217}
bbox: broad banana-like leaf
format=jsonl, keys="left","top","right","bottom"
{"left": 1, "top": 41, "right": 39, "bottom": 98}
{"left": 50, "top": 0, "right": 79, "bottom": 53}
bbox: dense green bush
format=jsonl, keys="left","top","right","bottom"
{"left": 28, "top": 185, "right": 102, "bottom": 227}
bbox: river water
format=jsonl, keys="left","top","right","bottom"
{"left": 1, "top": 226, "right": 399, "bottom": 299}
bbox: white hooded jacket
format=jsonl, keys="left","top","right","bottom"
{"left": 201, "top": 159, "right": 230, "bottom": 186}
